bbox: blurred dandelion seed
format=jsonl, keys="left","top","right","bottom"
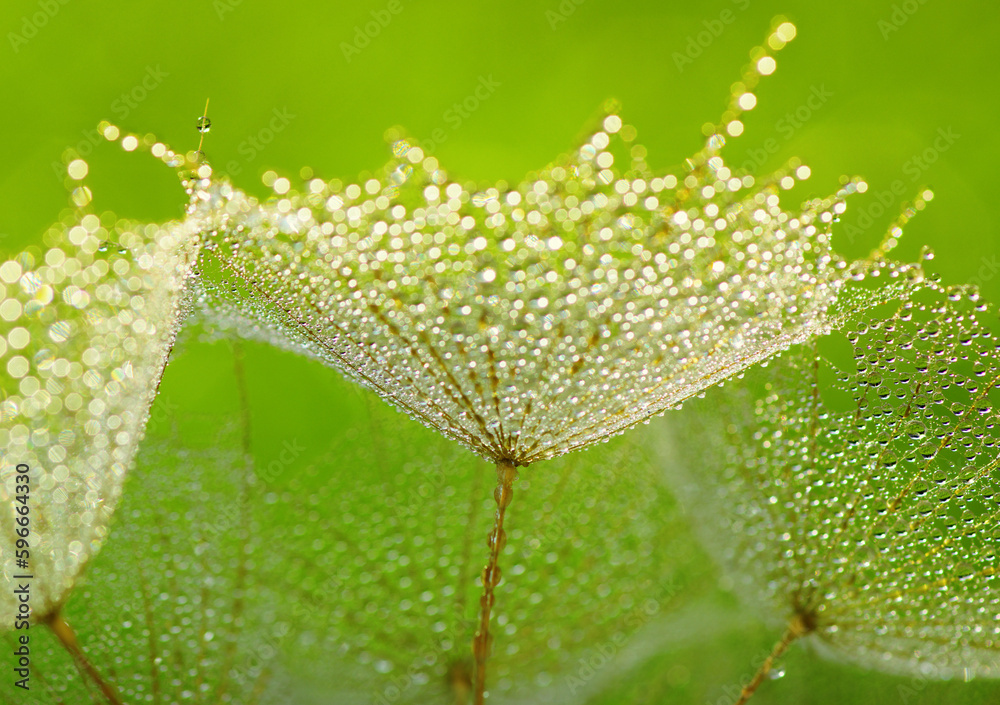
{"left": 0, "top": 169, "right": 201, "bottom": 629}
{"left": 662, "top": 282, "right": 1000, "bottom": 703}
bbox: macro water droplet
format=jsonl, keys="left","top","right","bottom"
{"left": 71, "top": 186, "right": 93, "bottom": 207}
{"left": 663, "top": 281, "right": 1000, "bottom": 689}
{"left": 392, "top": 139, "right": 410, "bottom": 157}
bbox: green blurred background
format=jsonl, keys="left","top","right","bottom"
{"left": 3, "top": 0, "right": 999, "bottom": 703}
{"left": 3, "top": 0, "right": 998, "bottom": 289}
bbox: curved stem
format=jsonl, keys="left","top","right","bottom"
{"left": 733, "top": 614, "right": 809, "bottom": 705}
{"left": 45, "top": 612, "right": 124, "bottom": 705}
{"left": 472, "top": 458, "right": 518, "bottom": 705}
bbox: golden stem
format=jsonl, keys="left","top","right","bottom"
{"left": 733, "top": 614, "right": 808, "bottom": 705}
{"left": 46, "top": 612, "right": 124, "bottom": 705}
{"left": 472, "top": 458, "right": 518, "bottom": 705}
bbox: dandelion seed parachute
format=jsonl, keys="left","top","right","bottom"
{"left": 27, "top": 17, "right": 933, "bottom": 703}
{"left": 179, "top": 23, "right": 887, "bottom": 467}
{"left": 46, "top": 409, "right": 712, "bottom": 705}
{"left": 0, "top": 174, "right": 201, "bottom": 625}
{"left": 659, "top": 281, "right": 1000, "bottom": 694}
{"left": 115, "top": 19, "right": 930, "bottom": 702}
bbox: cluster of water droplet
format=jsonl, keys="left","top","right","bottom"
{"left": 177, "top": 22, "right": 887, "bottom": 468}
{"left": 17, "top": 423, "right": 273, "bottom": 705}
{"left": 23, "top": 387, "right": 704, "bottom": 705}
{"left": 0, "top": 183, "right": 200, "bottom": 625}
{"left": 664, "top": 281, "right": 1000, "bottom": 679}
{"left": 6, "top": 16, "right": 983, "bottom": 704}
{"left": 273, "top": 416, "right": 698, "bottom": 703}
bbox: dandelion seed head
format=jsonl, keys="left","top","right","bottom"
{"left": 665, "top": 283, "right": 1000, "bottom": 680}
{"left": 0, "top": 192, "right": 200, "bottom": 623}
{"left": 188, "top": 108, "right": 874, "bottom": 465}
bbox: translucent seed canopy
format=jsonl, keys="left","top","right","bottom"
{"left": 661, "top": 283, "right": 1000, "bottom": 679}
{"left": 0, "top": 210, "right": 199, "bottom": 624}
{"left": 49, "top": 411, "right": 703, "bottom": 705}
{"left": 193, "top": 115, "right": 864, "bottom": 465}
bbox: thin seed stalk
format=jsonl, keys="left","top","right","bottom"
{"left": 733, "top": 613, "right": 810, "bottom": 705}
{"left": 46, "top": 611, "right": 124, "bottom": 705}
{"left": 472, "top": 458, "right": 519, "bottom": 705}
